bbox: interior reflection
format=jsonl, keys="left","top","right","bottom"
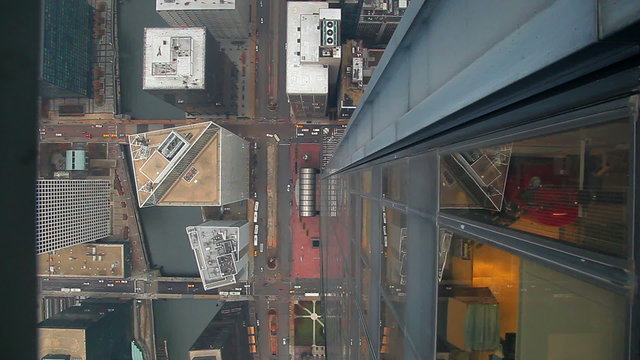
{"left": 441, "top": 120, "right": 629, "bottom": 257}
{"left": 436, "top": 231, "right": 626, "bottom": 360}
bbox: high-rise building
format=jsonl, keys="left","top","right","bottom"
{"left": 185, "top": 220, "right": 250, "bottom": 290}
{"left": 39, "top": 0, "right": 93, "bottom": 98}
{"left": 36, "top": 179, "right": 111, "bottom": 254}
{"left": 143, "top": 27, "right": 236, "bottom": 116}
{"left": 188, "top": 302, "right": 251, "bottom": 360}
{"left": 286, "top": 2, "right": 342, "bottom": 119}
{"left": 38, "top": 302, "right": 131, "bottom": 360}
{"left": 156, "top": 0, "right": 250, "bottom": 41}
{"left": 321, "top": 1, "right": 640, "bottom": 359}
{"left": 37, "top": 243, "right": 130, "bottom": 279}
{"left": 356, "top": 0, "right": 410, "bottom": 46}
{"left": 128, "top": 122, "right": 249, "bottom": 207}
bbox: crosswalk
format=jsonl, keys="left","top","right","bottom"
{"left": 321, "top": 126, "right": 346, "bottom": 170}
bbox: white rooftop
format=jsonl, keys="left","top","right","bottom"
{"left": 286, "top": 2, "right": 328, "bottom": 95}
{"left": 319, "top": 8, "right": 341, "bottom": 20}
{"left": 300, "top": 14, "right": 320, "bottom": 63}
{"left": 156, "top": 0, "right": 236, "bottom": 10}
{"left": 143, "top": 27, "right": 206, "bottom": 90}
{"left": 186, "top": 222, "right": 247, "bottom": 290}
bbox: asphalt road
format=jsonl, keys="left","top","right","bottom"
{"left": 255, "top": 0, "right": 290, "bottom": 120}
{"left": 156, "top": 281, "right": 216, "bottom": 295}
{"left": 39, "top": 277, "right": 135, "bottom": 293}
{"left": 38, "top": 123, "right": 131, "bottom": 143}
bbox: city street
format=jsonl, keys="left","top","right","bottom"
{"left": 39, "top": 277, "right": 135, "bottom": 294}
{"left": 38, "top": 123, "right": 133, "bottom": 143}
{"left": 255, "top": 0, "right": 290, "bottom": 120}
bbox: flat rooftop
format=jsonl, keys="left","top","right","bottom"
{"left": 156, "top": 0, "right": 237, "bottom": 10}
{"left": 37, "top": 243, "right": 127, "bottom": 278}
{"left": 186, "top": 222, "right": 248, "bottom": 290}
{"left": 38, "top": 328, "right": 86, "bottom": 359}
{"left": 286, "top": 1, "right": 328, "bottom": 95}
{"left": 143, "top": 27, "right": 206, "bottom": 90}
{"left": 129, "top": 122, "right": 221, "bottom": 207}
{"left": 339, "top": 42, "right": 365, "bottom": 107}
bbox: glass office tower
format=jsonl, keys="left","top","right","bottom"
{"left": 320, "top": 1, "right": 640, "bottom": 359}
{"left": 39, "top": 0, "right": 93, "bottom": 98}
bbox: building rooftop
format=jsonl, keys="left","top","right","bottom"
{"left": 156, "top": 0, "right": 237, "bottom": 10}
{"left": 37, "top": 243, "right": 127, "bottom": 278}
{"left": 286, "top": 2, "right": 328, "bottom": 95}
{"left": 38, "top": 302, "right": 129, "bottom": 360}
{"left": 185, "top": 221, "right": 248, "bottom": 290}
{"left": 38, "top": 328, "right": 87, "bottom": 359}
{"left": 129, "top": 122, "right": 221, "bottom": 207}
{"left": 143, "top": 27, "right": 206, "bottom": 90}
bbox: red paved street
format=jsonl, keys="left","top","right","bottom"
{"left": 290, "top": 143, "right": 321, "bottom": 279}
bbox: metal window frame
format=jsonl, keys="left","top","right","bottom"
{"left": 437, "top": 96, "right": 635, "bottom": 273}
{"left": 322, "top": 91, "right": 638, "bottom": 360}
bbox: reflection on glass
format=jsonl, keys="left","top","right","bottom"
{"left": 382, "top": 159, "right": 408, "bottom": 203}
{"left": 360, "top": 257, "right": 371, "bottom": 318}
{"left": 379, "top": 297, "right": 405, "bottom": 360}
{"left": 437, "top": 232, "right": 626, "bottom": 359}
{"left": 441, "top": 121, "right": 630, "bottom": 257}
{"left": 361, "top": 198, "right": 372, "bottom": 260}
{"left": 360, "top": 319, "right": 372, "bottom": 360}
{"left": 381, "top": 207, "right": 407, "bottom": 318}
{"left": 362, "top": 167, "right": 373, "bottom": 194}
{"left": 441, "top": 144, "right": 513, "bottom": 210}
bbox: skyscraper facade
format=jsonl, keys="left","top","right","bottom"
{"left": 188, "top": 301, "right": 251, "bottom": 360}
{"left": 36, "top": 179, "right": 111, "bottom": 254}
{"left": 320, "top": 1, "right": 640, "bottom": 359}
{"left": 156, "top": 0, "right": 250, "bottom": 41}
{"left": 39, "top": 0, "right": 93, "bottom": 98}
{"left": 38, "top": 302, "right": 131, "bottom": 359}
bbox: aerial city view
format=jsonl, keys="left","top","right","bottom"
{"left": 31, "top": 0, "right": 639, "bottom": 359}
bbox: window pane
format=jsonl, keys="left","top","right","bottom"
{"left": 437, "top": 231, "right": 627, "bottom": 359}
{"left": 380, "top": 296, "right": 405, "bottom": 360}
{"left": 382, "top": 159, "right": 408, "bottom": 203}
{"left": 360, "top": 257, "right": 371, "bottom": 319}
{"left": 361, "top": 198, "right": 372, "bottom": 261}
{"left": 381, "top": 207, "right": 407, "bottom": 319}
{"left": 440, "top": 120, "right": 630, "bottom": 258}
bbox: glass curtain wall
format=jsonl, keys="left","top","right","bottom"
{"left": 320, "top": 97, "right": 636, "bottom": 360}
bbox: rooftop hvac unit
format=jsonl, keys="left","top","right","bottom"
{"left": 321, "top": 20, "right": 339, "bottom": 47}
